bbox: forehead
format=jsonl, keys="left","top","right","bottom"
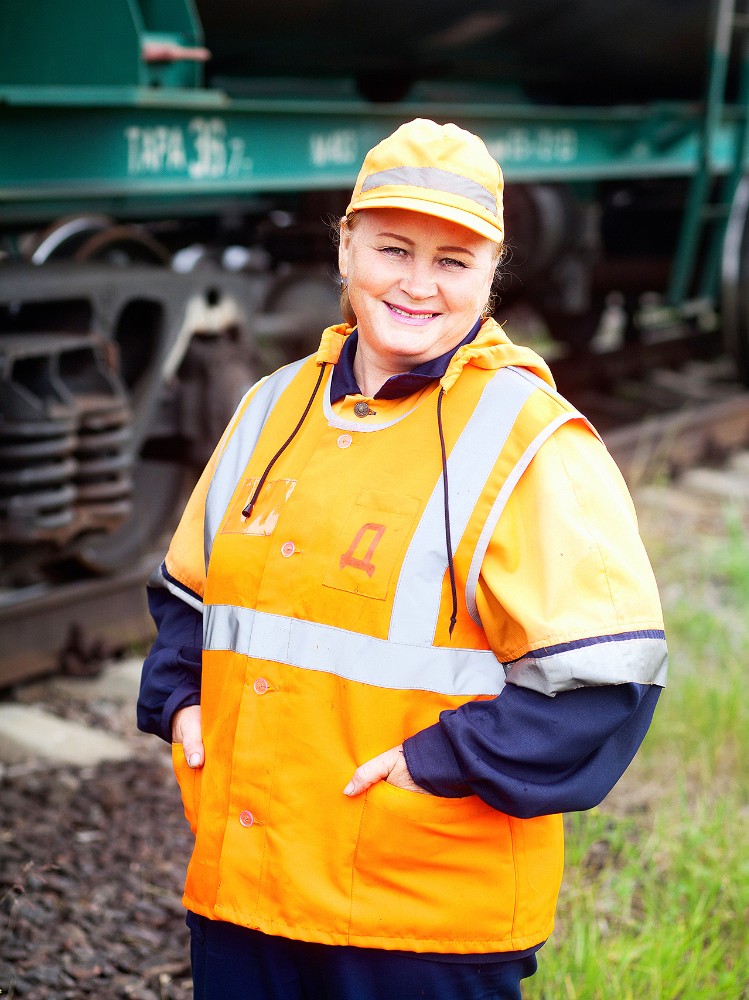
{"left": 350, "top": 207, "right": 492, "bottom": 253}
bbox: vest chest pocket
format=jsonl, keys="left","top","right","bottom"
{"left": 220, "top": 478, "right": 297, "bottom": 537}
{"left": 323, "top": 490, "right": 421, "bottom": 601}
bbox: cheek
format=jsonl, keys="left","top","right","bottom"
{"left": 350, "top": 255, "right": 391, "bottom": 297}
{"left": 347, "top": 284, "right": 375, "bottom": 326}
{"left": 452, "top": 275, "right": 493, "bottom": 314}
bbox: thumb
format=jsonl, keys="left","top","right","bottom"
{"left": 173, "top": 705, "right": 204, "bottom": 769}
{"left": 182, "top": 734, "right": 205, "bottom": 770}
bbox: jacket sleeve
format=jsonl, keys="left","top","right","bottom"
{"left": 135, "top": 435, "right": 217, "bottom": 744}
{"left": 137, "top": 576, "right": 203, "bottom": 743}
{"left": 405, "top": 417, "right": 666, "bottom": 816}
{"left": 403, "top": 682, "right": 660, "bottom": 817}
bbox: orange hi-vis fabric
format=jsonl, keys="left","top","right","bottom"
{"left": 163, "top": 318, "right": 666, "bottom": 954}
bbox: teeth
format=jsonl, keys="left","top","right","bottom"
{"left": 389, "top": 305, "right": 435, "bottom": 318}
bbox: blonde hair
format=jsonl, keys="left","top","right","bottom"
{"left": 337, "top": 212, "right": 504, "bottom": 327}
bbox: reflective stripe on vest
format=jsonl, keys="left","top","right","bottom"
{"left": 203, "top": 606, "right": 668, "bottom": 695}
{"left": 464, "top": 366, "right": 596, "bottom": 625}
{"left": 389, "top": 367, "right": 541, "bottom": 645}
{"left": 204, "top": 605, "right": 505, "bottom": 694}
{"left": 466, "top": 367, "right": 600, "bottom": 625}
{"left": 204, "top": 358, "right": 307, "bottom": 571}
{"left": 465, "top": 408, "right": 583, "bottom": 627}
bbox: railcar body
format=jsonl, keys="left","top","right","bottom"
{"left": 1, "top": 0, "right": 749, "bottom": 662}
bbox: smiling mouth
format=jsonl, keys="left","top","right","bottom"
{"left": 386, "top": 303, "right": 440, "bottom": 319}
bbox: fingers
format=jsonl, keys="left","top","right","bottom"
{"left": 383, "top": 752, "right": 429, "bottom": 794}
{"left": 172, "top": 704, "right": 204, "bottom": 768}
{"left": 343, "top": 747, "right": 401, "bottom": 797}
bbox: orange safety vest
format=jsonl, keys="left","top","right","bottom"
{"left": 164, "top": 320, "right": 666, "bottom": 954}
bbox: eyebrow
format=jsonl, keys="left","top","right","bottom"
{"left": 376, "top": 231, "right": 476, "bottom": 258}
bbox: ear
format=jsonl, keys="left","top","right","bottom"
{"left": 338, "top": 217, "right": 350, "bottom": 278}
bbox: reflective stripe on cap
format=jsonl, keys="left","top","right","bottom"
{"left": 361, "top": 166, "right": 498, "bottom": 216}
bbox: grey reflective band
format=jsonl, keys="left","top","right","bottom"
{"left": 465, "top": 367, "right": 598, "bottom": 626}
{"left": 150, "top": 563, "right": 204, "bottom": 614}
{"left": 204, "top": 358, "right": 308, "bottom": 570}
{"left": 361, "top": 167, "right": 498, "bottom": 215}
{"left": 204, "top": 604, "right": 505, "bottom": 695}
{"left": 389, "top": 368, "right": 536, "bottom": 645}
{"left": 465, "top": 410, "right": 581, "bottom": 627}
{"left": 505, "top": 635, "right": 669, "bottom": 696}
{"left": 204, "top": 605, "right": 667, "bottom": 696}
{"left": 505, "top": 365, "right": 602, "bottom": 437}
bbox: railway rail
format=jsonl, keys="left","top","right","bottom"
{"left": 4, "top": 343, "right": 749, "bottom": 691}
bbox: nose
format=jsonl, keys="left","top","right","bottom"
{"left": 399, "top": 260, "right": 437, "bottom": 301}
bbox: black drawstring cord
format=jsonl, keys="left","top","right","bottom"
{"left": 242, "top": 363, "right": 328, "bottom": 519}
{"left": 437, "top": 387, "right": 458, "bottom": 638}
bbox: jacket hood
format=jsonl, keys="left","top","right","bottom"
{"left": 440, "top": 318, "right": 555, "bottom": 393}
{"left": 315, "top": 318, "right": 556, "bottom": 394}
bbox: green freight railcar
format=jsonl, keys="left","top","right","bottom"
{"left": 1, "top": 0, "right": 748, "bottom": 585}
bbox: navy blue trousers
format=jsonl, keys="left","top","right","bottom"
{"left": 188, "top": 913, "right": 538, "bottom": 1000}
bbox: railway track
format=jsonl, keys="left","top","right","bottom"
{"left": 0, "top": 556, "right": 155, "bottom": 689}
{"left": 3, "top": 342, "right": 749, "bottom": 690}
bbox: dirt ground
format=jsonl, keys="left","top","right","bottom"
{"left": 1, "top": 683, "right": 194, "bottom": 999}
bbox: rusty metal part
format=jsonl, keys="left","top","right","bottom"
{"left": 72, "top": 223, "right": 172, "bottom": 265}
{"left": 0, "top": 334, "right": 133, "bottom": 550}
{"left": 0, "top": 556, "right": 155, "bottom": 689}
{"left": 0, "top": 260, "right": 272, "bottom": 576}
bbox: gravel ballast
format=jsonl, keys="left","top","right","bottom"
{"left": 1, "top": 665, "right": 197, "bottom": 1000}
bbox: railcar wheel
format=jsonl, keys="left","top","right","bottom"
{"left": 73, "top": 225, "right": 172, "bottom": 266}
{"left": 57, "top": 224, "right": 187, "bottom": 574}
{"left": 722, "top": 174, "right": 749, "bottom": 383}
{"left": 28, "top": 216, "right": 113, "bottom": 263}
{"left": 72, "top": 458, "right": 190, "bottom": 575}
{"left": 257, "top": 267, "right": 341, "bottom": 369}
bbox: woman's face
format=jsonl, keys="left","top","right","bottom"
{"left": 338, "top": 207, "right": 498, "bottom": 374}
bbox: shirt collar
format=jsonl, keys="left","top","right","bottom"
{"left": 330, "top": 317, "right": 483, "bottom": 403}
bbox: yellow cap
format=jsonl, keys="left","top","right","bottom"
{"left": 346, "top": 118, "right": 504, "bottom": 243}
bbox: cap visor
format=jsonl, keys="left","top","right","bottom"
{"left": 347, "top": 195, "right": 503, "bottom": 243}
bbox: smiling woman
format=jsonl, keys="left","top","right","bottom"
{"left": 339, "top": 209, "right": 498, "bottom": 395}
{"left": 139, "top": 118, "right": 667, "bottom": 1000}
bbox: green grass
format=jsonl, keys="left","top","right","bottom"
{"left": 525, "top": 502, "right": 749, "bottom": 1000}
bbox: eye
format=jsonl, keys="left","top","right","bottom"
{"left": 440, "top": 257, "right": 468, "bottom": 269}
{"left": 378, "top": 245, "right": 408, "bottom": 258}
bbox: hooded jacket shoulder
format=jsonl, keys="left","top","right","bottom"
{"left": 441, "top": 318, "right": 555, "bottom": 392}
